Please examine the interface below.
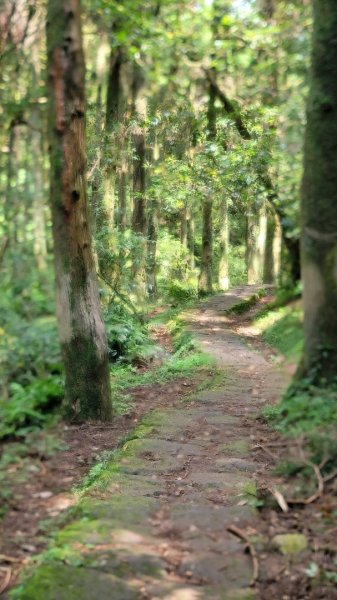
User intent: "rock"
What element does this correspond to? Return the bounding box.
[272,533,308,555]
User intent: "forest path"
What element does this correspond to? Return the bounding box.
[17,286,289,600]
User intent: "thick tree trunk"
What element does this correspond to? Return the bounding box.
[299,0,337,382]
[218,196,230,291]
[46,0,112,421]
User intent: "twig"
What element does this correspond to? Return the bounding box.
[0,567,12,595]
[287,462,324,505]
[323,468,337,483]
[254,443,278,461]
[268,487,289,513]
[227,525,259,586]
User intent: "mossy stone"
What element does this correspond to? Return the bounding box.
[272,533,308,555]
[9,564,139,600]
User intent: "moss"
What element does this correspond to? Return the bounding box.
[62,335,112,422]
[272,533,308,555]
[9,564,139,600]
[225,289,266,315]
[221,439,249,454]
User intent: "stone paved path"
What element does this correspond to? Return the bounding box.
[17,286,288,600]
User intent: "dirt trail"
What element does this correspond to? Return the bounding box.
[15,286,290,600]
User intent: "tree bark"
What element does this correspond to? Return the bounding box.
[299,0,337,382]
[46,0,112,421]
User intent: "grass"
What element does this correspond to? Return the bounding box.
[252,292,337,473]
[225,289,267,315]
[255,304,303,363]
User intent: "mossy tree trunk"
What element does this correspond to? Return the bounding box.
[218,197,230,291]
[46,0,112,421]
[300,0,337,382]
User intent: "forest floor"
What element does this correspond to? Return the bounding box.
[2,286,337,599]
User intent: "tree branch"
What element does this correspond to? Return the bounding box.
[204,69,251,140]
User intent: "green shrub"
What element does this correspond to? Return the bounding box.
[163,280,198,305]
[104,303,151,363]
[0,318,62,388]
[0,375,63,439]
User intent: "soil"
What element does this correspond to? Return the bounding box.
[1,286,336,599]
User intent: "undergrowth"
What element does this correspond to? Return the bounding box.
[254,304,303,363]
[256,289,337,477]
[225,288,267,315]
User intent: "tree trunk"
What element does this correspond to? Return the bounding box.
[218,196,230,291]
[95,46,124,285]
[146,197,158,298]
[198,195,213,295]
[180,204,188,249]
[246,203,267,284]
[46,0,112,421]
[131,63,147,298]
[299,0,337,382]
[30,105,47,271]
[187,208,195,270]
[198,79,216,295]
[263,209,282,284]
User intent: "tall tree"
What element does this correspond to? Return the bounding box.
[46,0,112,420]
[300,0,337,382]
[131,62,147,298]
[198,78,216,296]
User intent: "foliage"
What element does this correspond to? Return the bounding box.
[264,384,337,436]
[225,289,266,315]
[0,318,62,388]
[0,318,64,439]
[253,301,303,362]
[0,377,63,439]
[103,303,151,363]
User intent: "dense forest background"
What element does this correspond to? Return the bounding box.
[0,0,311,423]
[2,1,337,597]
